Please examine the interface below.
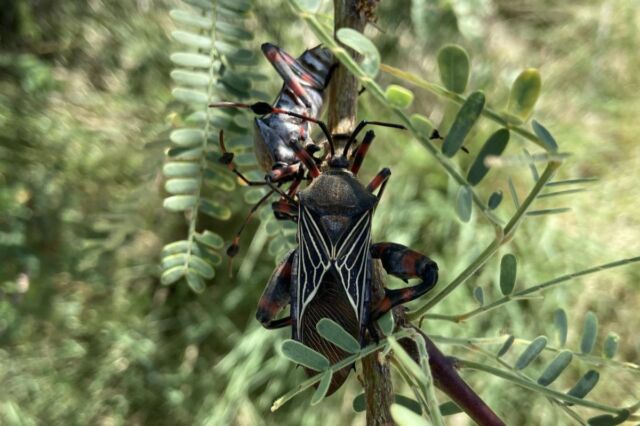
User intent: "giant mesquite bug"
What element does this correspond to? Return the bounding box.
[220,103,440,395]
[211,43,335,258]
[212,43,334,182]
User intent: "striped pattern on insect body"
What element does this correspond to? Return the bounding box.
[255,119,440,395]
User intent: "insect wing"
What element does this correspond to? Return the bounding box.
[295,206,332,337]
[334,211,372,326]
[261,43,312,107]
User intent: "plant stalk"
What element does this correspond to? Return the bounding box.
[329,2,394,425]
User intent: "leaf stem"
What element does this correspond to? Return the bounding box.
[378,64,548,151]
[429,334,640,373]
[270,329,412,411]
[423,255,640,323]
[456,358,626,414]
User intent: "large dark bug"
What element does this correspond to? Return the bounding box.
[251,114,440,395]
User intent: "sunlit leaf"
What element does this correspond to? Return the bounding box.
[336,28,380,78]
[170,129,204,147]
[409,114,434,137]
[567,370,599,399]
[390,404,431,426]
[507,68,541,121]
[455,185,472,222]
[499,254,517,296]
[170,52,211,68]
[466,128,510,185]
[172,30,211,49]
[172,88,208,105]
[581,311,598,354]
[195,231,224,250]
[161,240,190,256]
[385,85,414,109]
[200,198,231,220]
[170,9,212,30]
[161,253,187,270]
[163,161,200,178]
[170,70,210,87]
[388,337,428,384]
[165,178,198,194]
[281,340,330,371]
[442,91,485,157]
[316,318,361,354]
[437,44,470,94]
[186,271,205,293]
[515,336,547,370]
[537,351,573,386]
[161,266,185,286]
[163,195,197,211]
[311,370,333,405]
[188,255,215,279]
[354,394,424,415]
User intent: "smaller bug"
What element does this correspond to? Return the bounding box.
[212,43,334,184]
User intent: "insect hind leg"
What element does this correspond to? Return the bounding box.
[256,250,295,329]
[369,242,439,319]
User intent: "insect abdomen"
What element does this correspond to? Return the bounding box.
[299,273,359,395]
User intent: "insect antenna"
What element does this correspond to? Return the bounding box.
[342,120,406,157]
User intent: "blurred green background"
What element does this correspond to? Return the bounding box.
[1,0,639,425]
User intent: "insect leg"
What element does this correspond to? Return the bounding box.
[369,242,439,319]
[272,199,298,221]
[365,168,391,201]
[226,189,276,258]
[350,130,375,175]
[218,129,269,186]
[342,120,406,156]
[256,250,295,329]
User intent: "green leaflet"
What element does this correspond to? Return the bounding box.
[316,318,361,354]
[515,336,547,370]
[280,340,330,371]
[466,128,510,186]
[336,28,380,78]
[499,254,517,296]
[507,68,541,122]
[442,91,485,157]
[537,351,573,386]
[437,44,470,94]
